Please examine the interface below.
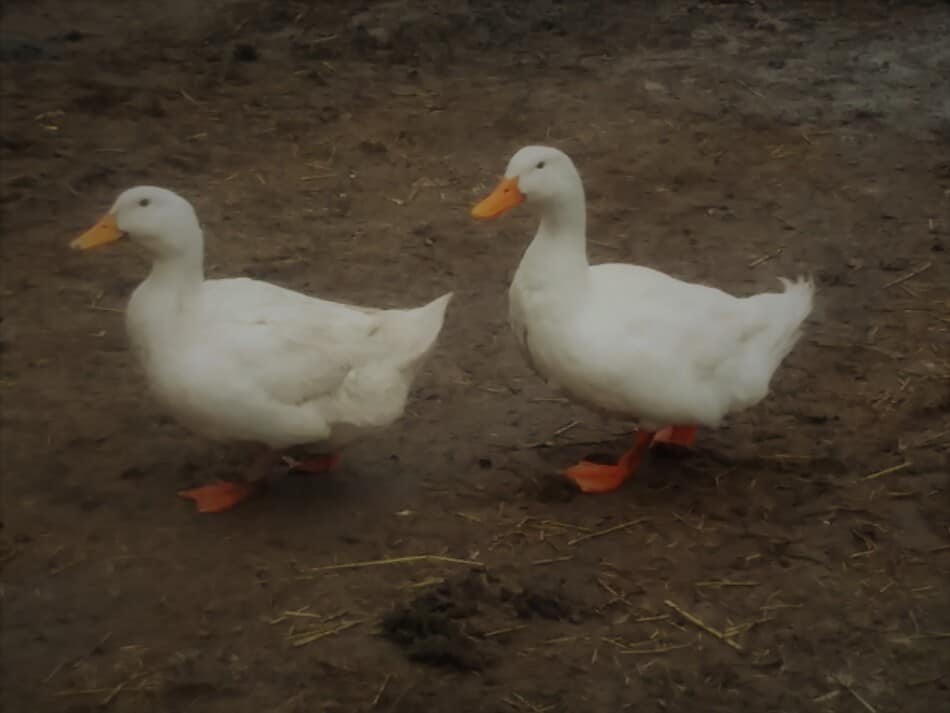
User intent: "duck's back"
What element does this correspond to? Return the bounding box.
[134,277,448,446]
[550,264,807,426]
[194,277,405,405]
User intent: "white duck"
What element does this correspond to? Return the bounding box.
[472,146,813,494]
[72,186,452,512]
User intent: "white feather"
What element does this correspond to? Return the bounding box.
[102,186,450,451]
[497,147,813,430]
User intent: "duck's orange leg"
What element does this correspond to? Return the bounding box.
[652,425,697,448]
[564,430,656,494]
[178,449,278,513]
[178,480,260,513]
[283,452,342,475]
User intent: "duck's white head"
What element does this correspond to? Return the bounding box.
[71,186,201,258]
[471,145,582,220]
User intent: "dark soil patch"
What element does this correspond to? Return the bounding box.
[381,571,577,671]
[2,1,949,712]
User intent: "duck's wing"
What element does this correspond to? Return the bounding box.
[197,277,395,406]
[197,279,451,410]
[589,264,767,373]
[586,265,811,419]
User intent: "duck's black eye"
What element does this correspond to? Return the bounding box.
[138,198,150,207]
[536,161,546,169]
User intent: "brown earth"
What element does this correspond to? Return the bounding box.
[2,1,949,711]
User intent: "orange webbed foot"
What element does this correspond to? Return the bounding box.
[564,431,655,494]
[652,425,697,449]
[563,461,633,493]
[178,480,258,513]
[283,452,342,475]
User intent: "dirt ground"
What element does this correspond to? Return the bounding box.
[2,1,949,711]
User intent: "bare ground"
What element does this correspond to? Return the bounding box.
[2,1,949,711]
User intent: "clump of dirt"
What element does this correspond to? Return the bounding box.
[381,571,576,671]
[510,582,572,621]
[381,572,490,671]
[381,601,487,672]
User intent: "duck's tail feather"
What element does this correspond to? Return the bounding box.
[769,275,814,366]
[379,292,453,374]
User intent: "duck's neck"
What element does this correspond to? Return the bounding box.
[520,186,590,288]
[537,188,587,251]
[128,241,205,349]
[146,248,204,296]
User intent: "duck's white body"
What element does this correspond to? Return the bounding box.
[511,257,812,429]
[481,147,813,431]
[81,186,451,454]
[128,271,450,450]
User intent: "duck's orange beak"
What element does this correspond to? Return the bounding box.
[471,177,524,219]
[71,213,123,250]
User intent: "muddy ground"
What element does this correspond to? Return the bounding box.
[2,1,949,711]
